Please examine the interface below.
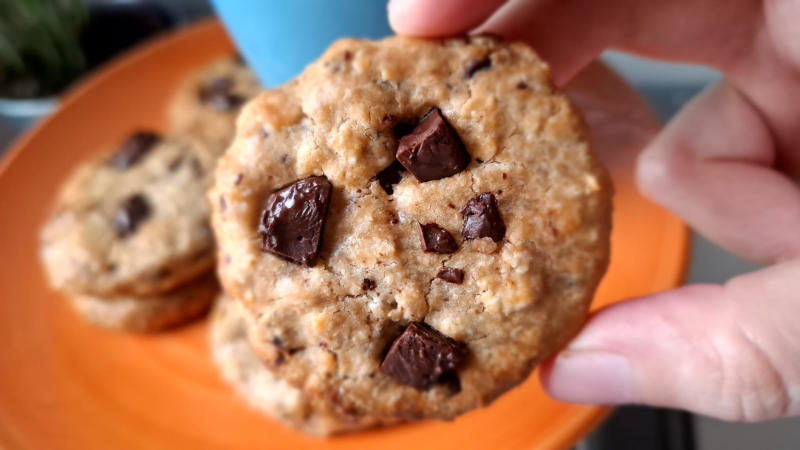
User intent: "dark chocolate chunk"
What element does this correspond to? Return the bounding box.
[113,194,151,238]
[417,222,458,254]
[376,160,406,194]
[190,157,204,178]
[167,156,183,172]
[440,372,462,395]
[110,131,160,169]
[198,77,245,111]
[396,108,470,182]
[380,322,468,391]
[258,175,332,266]
[465,56,491,78]
[391,120,415,139]
[460,193,505,242]
[437,267,464,284]
[361,278,376,291]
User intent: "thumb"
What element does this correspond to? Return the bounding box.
[541,260,800,421]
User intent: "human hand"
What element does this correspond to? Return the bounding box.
[389,0,800,421]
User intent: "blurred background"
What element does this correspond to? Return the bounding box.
[0,1,796,449]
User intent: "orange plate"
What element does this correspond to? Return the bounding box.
[0,20,688,450]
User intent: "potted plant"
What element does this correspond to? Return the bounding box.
[0,0,179,139]
[0,0,88,131]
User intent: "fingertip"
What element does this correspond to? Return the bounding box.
[388,0,507,37]
[540,349,636,405]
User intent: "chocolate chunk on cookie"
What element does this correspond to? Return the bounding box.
[199,77,245,112]
[437,267,464,284]
[396,108,470,182]
[380,322,468,390]
[417,222,458,254]
[375,160,406,194]
[110,131,160,169]
[464,56,491,78]
[361,278,376,291]
[461,193,505,242]
[113,194,151,238]
[259,176,332,267]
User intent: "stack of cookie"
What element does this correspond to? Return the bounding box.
[40,56,260,332]
[208,36,612,435]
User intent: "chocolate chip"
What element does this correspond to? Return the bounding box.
[465,56,491,78]
[362,278,376,291]
[437,267,464,284]
[233,173,243,185]
[376,160,406,194]
[167,156,183,172]
[272,336,284,349]
[258,175,332,266]
[391,121,415,139]
[418,222,458,254]
[198,77,245,111]
[460,193,505,242]
[380,322,468,391]
[190,157,204,178]
[110,131,160,169]
[516,81,528,90]
[113,194,151,238]
[440,372,462,395]
[396,108,470,182]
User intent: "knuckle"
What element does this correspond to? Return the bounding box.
[714,326,791,422]
[634,141,688,200]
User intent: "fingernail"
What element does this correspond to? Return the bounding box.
[544,349,636,404]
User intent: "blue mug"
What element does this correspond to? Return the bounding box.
[210,0,393,87]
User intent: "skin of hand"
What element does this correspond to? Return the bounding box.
[389,0,800,422]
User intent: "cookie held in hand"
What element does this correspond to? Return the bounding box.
[210,34,611,429]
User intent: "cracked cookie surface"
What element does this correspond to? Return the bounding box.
[210,294,390,436]
[210,35,612,424]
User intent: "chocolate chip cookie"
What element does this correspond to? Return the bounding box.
[210,294,389,435]
[71,274,217,332]
[41,132,216,297]
[168,56,261,157]
[210,35,612,426]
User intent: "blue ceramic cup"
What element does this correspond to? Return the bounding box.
[210,0,393,87]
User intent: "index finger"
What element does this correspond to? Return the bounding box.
[388,0,507,37]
